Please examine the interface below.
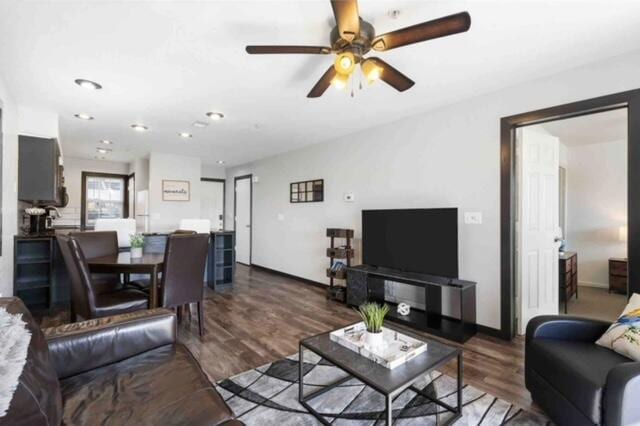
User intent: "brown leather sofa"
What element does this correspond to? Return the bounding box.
[1,297,242,425]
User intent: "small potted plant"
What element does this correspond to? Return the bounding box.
[357,302,389,350]
[130,233,145,258]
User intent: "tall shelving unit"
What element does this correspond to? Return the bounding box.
[326,228,354,302]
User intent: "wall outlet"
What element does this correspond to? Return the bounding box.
[344,193,355,202]
[464,212,483,224]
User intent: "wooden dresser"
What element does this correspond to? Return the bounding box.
[559,252,578,313]
[609,257,628,294]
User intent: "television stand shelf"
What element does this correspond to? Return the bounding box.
[345,264,477,343]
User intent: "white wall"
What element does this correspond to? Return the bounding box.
[148,152,201,232]
[202,163,225,179]
[129,157,149,191]
[0,76,19,297]
[56,157,130,228]
[226,50,640,330]
[17,106,59,140]
[565,140,627,287]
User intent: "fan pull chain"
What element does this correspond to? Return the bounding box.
[359,67,363,90]
[350,74,355,98]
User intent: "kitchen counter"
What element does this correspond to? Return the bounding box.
[16,228,80,239]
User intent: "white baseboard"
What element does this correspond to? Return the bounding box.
[578,281,609,289]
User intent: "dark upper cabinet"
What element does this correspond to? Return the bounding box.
[18,135,62,203]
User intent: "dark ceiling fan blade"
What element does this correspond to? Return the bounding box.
[330,0,360,42]
[371,11,471,51]
[307,66,338,98]
[367,58,415,92]
[245,45,332,54]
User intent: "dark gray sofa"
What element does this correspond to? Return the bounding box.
[525,315,640,425]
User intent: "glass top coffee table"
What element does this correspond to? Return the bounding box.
[299,323,463,425]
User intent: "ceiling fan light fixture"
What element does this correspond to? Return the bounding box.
[334,52,355,75]
[361,59,382,83]
[331,73,349,90]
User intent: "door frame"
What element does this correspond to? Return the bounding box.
[201,177,226,229]
[128,172,135,218]
[234,174,253,265]
[501,88,640,339]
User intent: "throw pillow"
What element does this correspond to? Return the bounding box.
[596,293,640,361]
[0,307,32,417]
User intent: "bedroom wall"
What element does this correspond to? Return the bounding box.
[225,50,640,330]
[565,139,627,287]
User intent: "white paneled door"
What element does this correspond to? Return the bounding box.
[235,176,252,265]
[517,127,561,335]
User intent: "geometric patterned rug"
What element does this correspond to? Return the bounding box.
[216,350,550,425]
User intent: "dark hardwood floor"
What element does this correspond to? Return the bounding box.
[38,263,537,414]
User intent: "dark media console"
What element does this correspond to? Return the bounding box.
[346,264,477,343]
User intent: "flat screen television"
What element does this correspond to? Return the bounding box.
[362,208,458,278]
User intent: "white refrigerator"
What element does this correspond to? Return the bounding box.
[135,190,150,232]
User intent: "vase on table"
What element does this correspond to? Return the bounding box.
[365,330,384,351]
[131,247,143,258]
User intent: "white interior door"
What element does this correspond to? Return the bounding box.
[517,127,561,335]
[201,180,224,230]
[235,177,251,265]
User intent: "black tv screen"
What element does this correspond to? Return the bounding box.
[362,208,459,278]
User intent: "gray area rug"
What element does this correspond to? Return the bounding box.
[216,350,549,425]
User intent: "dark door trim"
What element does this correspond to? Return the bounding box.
[128,172,135,218]
[500,88,640,339]
[80,171,131,230]
[234,174,252,265]
[201,177,226,229]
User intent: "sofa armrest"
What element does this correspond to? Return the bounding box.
[44,308,176,379]
[525,315,611,344]
[604,362,640,426]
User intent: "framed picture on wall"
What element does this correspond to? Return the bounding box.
[162,180,190,201]
[290,179,323,203]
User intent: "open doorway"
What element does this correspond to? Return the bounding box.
[515,109,628,333]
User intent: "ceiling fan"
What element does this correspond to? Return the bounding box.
[245,0,471,98]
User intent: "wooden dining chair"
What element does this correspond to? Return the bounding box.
[160,233,209,337]
[57,235,149,321]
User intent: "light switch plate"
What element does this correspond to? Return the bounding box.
[344,193,355,202]
[464,212,482,224]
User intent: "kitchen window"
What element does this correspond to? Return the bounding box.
[81,172,129,229]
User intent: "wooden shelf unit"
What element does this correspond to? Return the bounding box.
[326,228,354,302]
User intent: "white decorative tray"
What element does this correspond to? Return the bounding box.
[329,322,427,369]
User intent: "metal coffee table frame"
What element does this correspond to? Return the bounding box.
[298,328,463,425]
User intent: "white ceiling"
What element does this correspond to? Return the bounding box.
[541,108,627,147]
[1,1,640,166]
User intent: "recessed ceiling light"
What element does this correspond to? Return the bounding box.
[74,113,94,120]
[179,132,192,139]
[217,160,226,165]
[206,112,224,121]
[99,139,113,145]
[74,78,102,90]
[192,121,209,128]
[96,147,111,154]
[131,124,148,132]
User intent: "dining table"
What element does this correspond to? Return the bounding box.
[87,252,165,308]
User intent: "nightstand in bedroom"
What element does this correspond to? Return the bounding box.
[608,257,628,294]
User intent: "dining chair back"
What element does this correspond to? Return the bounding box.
[161,233,209,336]
[59,236,149,321]
[69,230,121,290]
[57,235,94,321]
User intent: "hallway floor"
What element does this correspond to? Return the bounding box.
[564,286,627,322]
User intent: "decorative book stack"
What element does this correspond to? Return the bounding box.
[326,228,354,302]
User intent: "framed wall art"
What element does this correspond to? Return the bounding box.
[162,179,190,201]
[290,179,323,203]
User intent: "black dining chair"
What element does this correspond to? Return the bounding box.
[57,235,149,321]
[160,233,209,338]
[68,231,122,292]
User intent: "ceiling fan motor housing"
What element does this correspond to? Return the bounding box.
[330,18,375,58]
